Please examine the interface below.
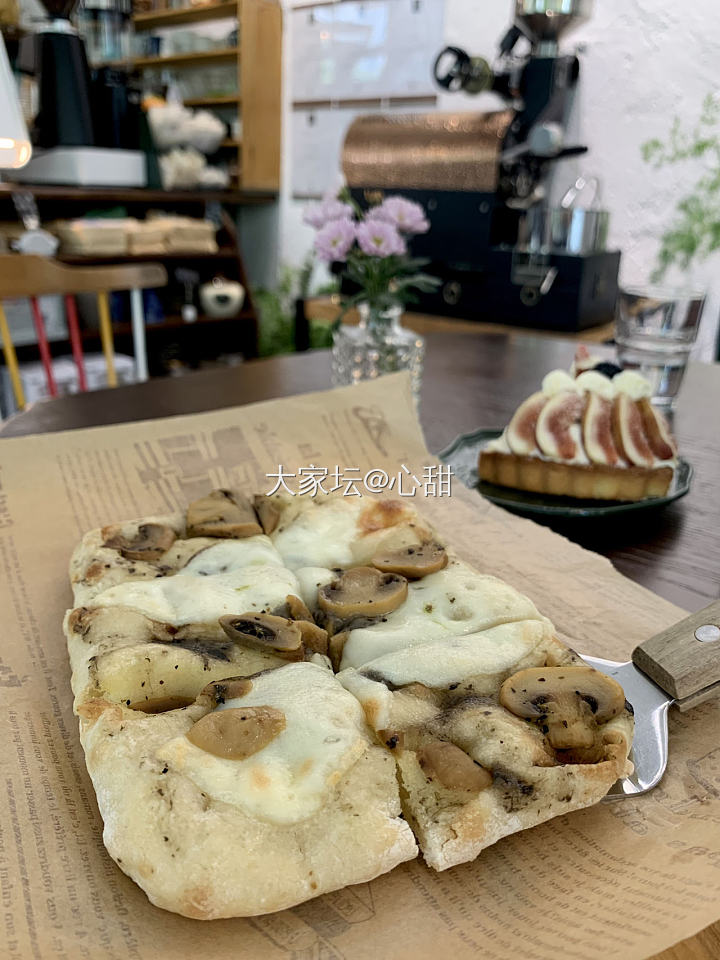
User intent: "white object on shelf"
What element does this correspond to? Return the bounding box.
[7,147,146,187]
[0,353,137,416]
[199,277,245,318]
[2,295,66,346]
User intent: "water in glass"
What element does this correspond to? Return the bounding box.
[615,287,705,407]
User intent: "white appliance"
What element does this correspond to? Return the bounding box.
[8,146,147,187]
[0,35,31,170]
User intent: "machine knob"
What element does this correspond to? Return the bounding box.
[442,281,462,306]
[433,47,493,95]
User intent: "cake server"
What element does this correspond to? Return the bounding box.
[581,599,720,799]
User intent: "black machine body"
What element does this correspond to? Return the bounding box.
[345,0,619,332]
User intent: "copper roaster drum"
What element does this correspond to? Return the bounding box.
[341,111,514,194]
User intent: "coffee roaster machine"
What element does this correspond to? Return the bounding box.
[341,0,620,332]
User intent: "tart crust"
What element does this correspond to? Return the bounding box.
[478,450,673,501]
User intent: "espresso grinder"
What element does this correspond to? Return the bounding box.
[341,0,620,331]
[10,0,145,186]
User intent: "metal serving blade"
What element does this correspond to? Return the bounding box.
[580,654,673,799]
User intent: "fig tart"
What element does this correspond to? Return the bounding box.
[479,359,678,501]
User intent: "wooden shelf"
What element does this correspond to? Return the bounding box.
[57,248,239,264]
[133,1,238,30]
[219,138,242,148]
[132,47,237,69]
[97,311,254,339]
[0,183,276,205]
[182,94,241,107]
[12,311,254,363]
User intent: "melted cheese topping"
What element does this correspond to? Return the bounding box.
[339,559,543,670]
[272,496,421,571]
[340,620,551,730]
[182,536,285,575]
[159,662,369,824]
[91,564,299,625]
[272,498,366,569]
[295,566,336,610]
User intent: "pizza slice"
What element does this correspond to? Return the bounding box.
[340,630,632,870]
[78,661,417,918]
[65,488,633,918]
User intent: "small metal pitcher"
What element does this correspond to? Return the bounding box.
[550,176,609,255]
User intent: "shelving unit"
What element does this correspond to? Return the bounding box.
[183,94,242,107]
[0,1,281,388]
[130,0,282,192]
[132,47,238,69]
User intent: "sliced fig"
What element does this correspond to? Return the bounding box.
[536,391,585,460]
[582,393,620,466]
[506,392,548,455]
[612,394,654,467]
[637,398,676,461]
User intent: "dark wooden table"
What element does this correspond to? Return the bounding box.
[3,330,718,615]
[2,328,719,959]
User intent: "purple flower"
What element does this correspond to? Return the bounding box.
[367,196,430,234]
[303,198,354,229]
[356,220,406,258]
[314,217,356,262]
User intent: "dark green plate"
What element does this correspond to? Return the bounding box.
[439,428,693,519]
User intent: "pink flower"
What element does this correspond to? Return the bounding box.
[356,220,406,258]
[303,198,354,229]
[366,196,430,234]
[314,217,356,262]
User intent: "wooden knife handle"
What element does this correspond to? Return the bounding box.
[632,600,720,711]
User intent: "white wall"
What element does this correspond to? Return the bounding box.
[275,0,719,358]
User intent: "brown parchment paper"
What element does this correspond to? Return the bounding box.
[1,373,719,960]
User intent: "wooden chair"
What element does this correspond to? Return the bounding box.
[0,255,167,411]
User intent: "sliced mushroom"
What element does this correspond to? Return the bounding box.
[104,522,176,562]
[499,665,626,750]
[253,495,281,536]
[286,594,313,622]
[219,613,304,659]
[328,630,350,671]
[200,677,254,705]
[296,620,329,657]
[372,542,448,580]
[187,706,286,760]
[416,740,493,792]
[186,490,262,539]
[318,566,408,620]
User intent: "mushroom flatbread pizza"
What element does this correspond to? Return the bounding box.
[65,489,633,918]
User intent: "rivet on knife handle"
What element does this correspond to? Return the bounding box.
[632,599,720,712]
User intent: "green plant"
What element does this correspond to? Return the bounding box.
[643,94,720,280]
[254,257,339,357]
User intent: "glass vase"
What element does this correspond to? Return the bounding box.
[331,301,425,398]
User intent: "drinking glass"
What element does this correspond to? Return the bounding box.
[615,286,705,407]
